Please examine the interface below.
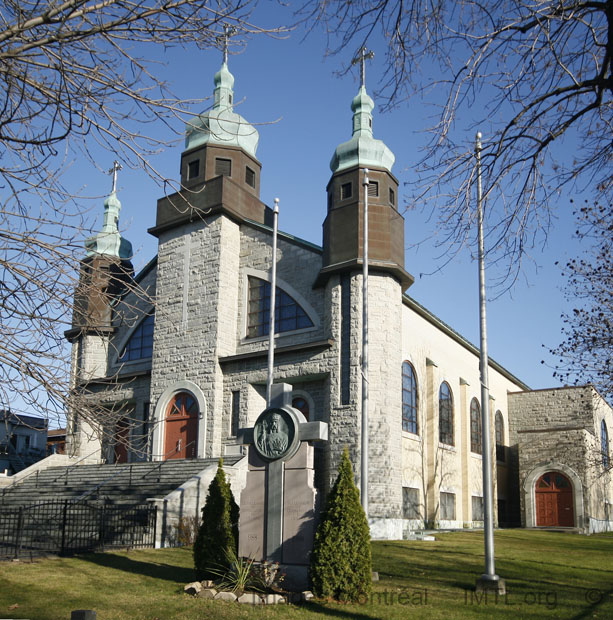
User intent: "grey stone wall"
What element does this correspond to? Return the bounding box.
[509,386,613,531]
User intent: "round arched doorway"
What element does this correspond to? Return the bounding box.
[535,472,574,527]
[164,392,198,459]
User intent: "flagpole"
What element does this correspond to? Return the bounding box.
[361,168,369,517]
[266,198,279,407]
[475,132,504,594]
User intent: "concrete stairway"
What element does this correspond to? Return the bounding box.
[0,456,242,508]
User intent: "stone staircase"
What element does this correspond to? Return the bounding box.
[0,456,242,509]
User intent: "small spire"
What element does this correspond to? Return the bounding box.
[108,160,121,194]
[84,165,132,259]
[218,24,237,66]
[352,47,375,89]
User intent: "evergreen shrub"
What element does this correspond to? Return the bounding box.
[193,458,239,580]
[309,447,372,601]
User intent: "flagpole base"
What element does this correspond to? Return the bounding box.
[476,574,506,595]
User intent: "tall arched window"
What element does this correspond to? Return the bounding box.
[247,277,313,338]
[602,420,610,468]
[402,361,418,434]
[495,410,505,462]
[470,398,482,454]
[118,314,154,362]
[438,382,454,445]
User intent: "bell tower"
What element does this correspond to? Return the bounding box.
[322,54,413,537]
[317,51,413,290]
[149,31,270,238]
[65,163,134,459]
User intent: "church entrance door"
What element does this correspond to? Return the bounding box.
[114,418,130,463]
[535,472,574,527]
[164,392,198,460]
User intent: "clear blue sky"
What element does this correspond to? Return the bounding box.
[77,4,582,392]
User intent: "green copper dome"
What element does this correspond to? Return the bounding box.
[330,85,394,173]
[185,61,259,157]
[85,191,133,259]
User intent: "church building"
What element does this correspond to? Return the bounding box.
[64,56,613,537]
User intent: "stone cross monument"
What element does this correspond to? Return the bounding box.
[236,384,327,585]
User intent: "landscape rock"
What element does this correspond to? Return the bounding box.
[197,588,217,599]
[214,591,238,602]
[200,580,215,588]
[301,590,314,601]
[237,592,263,604]
[184,582,202,596]
[264,593,286,604]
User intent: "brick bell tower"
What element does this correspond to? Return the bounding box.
[319,59,413,538]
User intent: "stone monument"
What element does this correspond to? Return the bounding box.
[236,383,328,590]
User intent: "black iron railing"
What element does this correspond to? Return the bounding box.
[0,500,156,559]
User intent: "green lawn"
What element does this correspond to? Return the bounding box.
[0,530,611,619]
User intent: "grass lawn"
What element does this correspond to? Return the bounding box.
[0,530,611,619]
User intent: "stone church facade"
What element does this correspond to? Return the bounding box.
[64,59,612,537]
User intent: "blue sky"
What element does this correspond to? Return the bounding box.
[76,4,582,392]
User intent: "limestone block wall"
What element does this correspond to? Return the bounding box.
[325,271,404,538]
[150,216,238,459]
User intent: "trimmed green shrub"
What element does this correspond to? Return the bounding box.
[193,458,239,580]
[309,448,372,602]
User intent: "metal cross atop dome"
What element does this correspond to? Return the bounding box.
[219,23,237,65]
[108,160,121,193]
[352,47,375,88]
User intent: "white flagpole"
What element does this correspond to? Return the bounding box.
[361,168,370,517]
[475,132,503,593]
[266,198,279,407]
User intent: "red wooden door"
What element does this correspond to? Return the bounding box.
[114,418,130,464]
[164,392,198,460]
[535,472,574,526]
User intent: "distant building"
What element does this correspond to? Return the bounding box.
[47,428,67,456]
[0,411,48,475]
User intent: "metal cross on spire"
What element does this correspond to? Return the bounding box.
[108,160,121,193]
[219,23,237,65]
[352,47,375,88]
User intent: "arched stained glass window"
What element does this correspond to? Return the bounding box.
[402,361,418,434]
[247,277,313,338]
[602,420,609,468]
[470,398,482,454]
[495,410,506,462]
[438,382,454,445]
[118,314,154,362]
[167,392,198,418]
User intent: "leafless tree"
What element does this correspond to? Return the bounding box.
[548,200,612,402]
[302,1,612,286]
[0,1,282,444]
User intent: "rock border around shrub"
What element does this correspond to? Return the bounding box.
[184,581,314,605]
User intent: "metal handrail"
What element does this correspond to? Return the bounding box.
[73,440,198,503]
[139,440,198,481]
[1,446,102,496]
